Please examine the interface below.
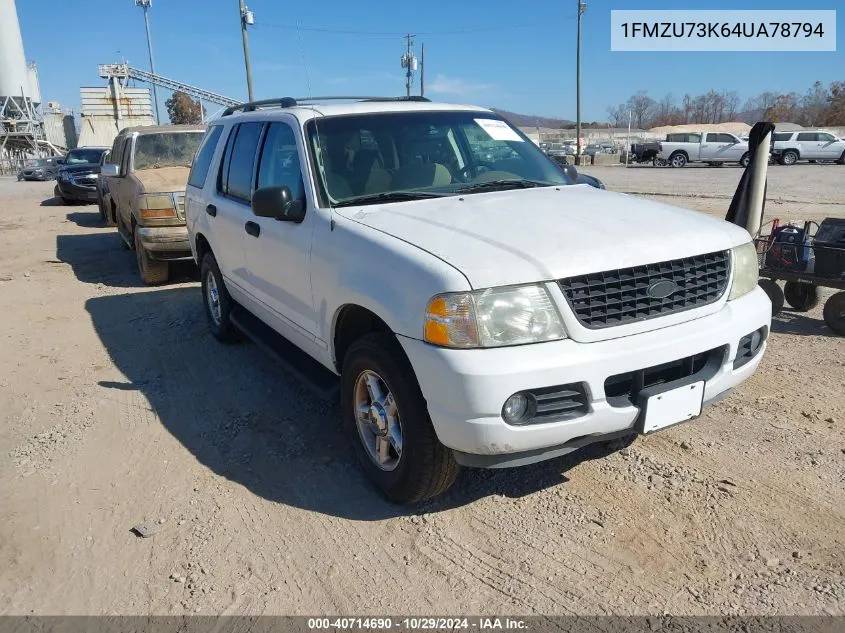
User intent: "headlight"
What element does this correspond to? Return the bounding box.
[728,241,759,301]
[425,284,567,348]
[138,193,178,219]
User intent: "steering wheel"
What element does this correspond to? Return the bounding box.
[457,162,495,181]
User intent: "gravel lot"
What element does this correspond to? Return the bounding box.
[0,170,843,616]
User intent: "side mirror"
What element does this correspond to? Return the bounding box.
[100,164,119,177]
[252,186,305,222]
[563,164,579,184]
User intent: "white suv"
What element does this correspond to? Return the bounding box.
[185,97,771,503]
[772,130,845,165]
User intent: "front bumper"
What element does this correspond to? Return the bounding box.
[400,287,771,467]
[135,225,192,261]
[56,179,98,202]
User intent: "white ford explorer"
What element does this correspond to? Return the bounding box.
[185,97,771,503]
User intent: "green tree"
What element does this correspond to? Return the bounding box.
[165,91,203,125]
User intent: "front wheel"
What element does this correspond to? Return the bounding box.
[837,151,845,165]
[740,153,750,168]
[341,333,458,504]
[134,228,169,285]
[823,292,845,335]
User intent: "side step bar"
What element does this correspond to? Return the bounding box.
[229,307,340,401]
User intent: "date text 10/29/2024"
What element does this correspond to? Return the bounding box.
[307,618,527,630]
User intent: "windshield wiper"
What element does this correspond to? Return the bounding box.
[333,191,444,208]
[456,179,551,194]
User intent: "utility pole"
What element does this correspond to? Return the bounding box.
[239,0,255,101]
[135,0,160,124]
[576,0,586,164]
[420,42,425,98]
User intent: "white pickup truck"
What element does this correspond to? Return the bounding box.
[658,132,751,168]
[185,97,771,503]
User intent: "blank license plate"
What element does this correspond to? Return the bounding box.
[641,381,704,434]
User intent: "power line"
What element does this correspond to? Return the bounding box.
[254,20,567,38]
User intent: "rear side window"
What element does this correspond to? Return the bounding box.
[797,132,817,141]
[218,122,263,202]
[772,133,792,142]
[256,123,305,200]
[188,125,223,188]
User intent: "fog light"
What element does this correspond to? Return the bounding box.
[502,392,534,425]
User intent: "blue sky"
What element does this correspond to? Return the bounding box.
[14,0,844,121]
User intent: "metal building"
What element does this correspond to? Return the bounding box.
[76,84,156,148]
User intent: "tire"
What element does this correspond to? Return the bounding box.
[740,153,750,168]
[758,279,785,316]
[98,195,107,222]
[781,150,798,166]
[784,281,820,312]
[134,227,169,285]
[200,252,240,343]
[669,152,687,168]
[823,292,845,335]
[103,198,116,227]
[341,333,458,504]
[837,151,845,165]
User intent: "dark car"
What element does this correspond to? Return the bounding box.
[20,157,62,181]
[54,146,109,205]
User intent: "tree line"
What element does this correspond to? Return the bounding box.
[606,80,845,130]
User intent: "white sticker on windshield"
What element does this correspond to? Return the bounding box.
[474,118,523,142]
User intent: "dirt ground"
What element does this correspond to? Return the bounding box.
[0,168,843,616]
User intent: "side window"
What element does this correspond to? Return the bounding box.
[687,134,701,143]
[219,122,263,202]
[705,133,719,142]
[120,139,132,174]
[818,133,835,142]
[772,133,792,142]
[256,123,305,200]
[188,125,223,188]
[796,132,816,142]
[717,134,737,143]
[110,137,122,162]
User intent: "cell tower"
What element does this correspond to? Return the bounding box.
[400,34,418,98]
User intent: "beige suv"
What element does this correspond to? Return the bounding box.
[101,124,205,284]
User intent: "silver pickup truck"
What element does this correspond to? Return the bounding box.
[657,132,750,168]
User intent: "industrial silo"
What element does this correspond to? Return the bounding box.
[0,0,30,105]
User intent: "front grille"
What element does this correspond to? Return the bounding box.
[604,346,726,407]
[559,250,730,329]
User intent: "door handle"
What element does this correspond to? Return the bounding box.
[245,221,260,237]
[206,204,217,217]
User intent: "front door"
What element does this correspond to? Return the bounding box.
[243,120,317,338]
[816,133,841,159]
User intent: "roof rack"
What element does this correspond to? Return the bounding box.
[221,95,431,116]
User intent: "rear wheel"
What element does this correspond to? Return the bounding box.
[342,333,458,504]
[781,150,798,166]
[740,153,750,168]
[758,279,785,316]
[200,252,241,343]
[784,281,820,312]
[134,228,169,285]
[823,292,845,335]
[669,152,687,168]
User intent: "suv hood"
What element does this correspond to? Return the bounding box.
[61,163,100,175]
[337,185,751,288]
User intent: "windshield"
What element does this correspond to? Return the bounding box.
[134,132,204,170]
[65,148,106,165]
[306,111,569,206]
[25,158,48,167]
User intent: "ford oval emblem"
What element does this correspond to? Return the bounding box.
[647,280,678,299]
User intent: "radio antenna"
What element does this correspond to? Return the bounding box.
[295,21,335,229]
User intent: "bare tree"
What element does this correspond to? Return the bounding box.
[801,81,830,126]
[605,104,628,128]
[723,91,740,121]
[628,91,655,129]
